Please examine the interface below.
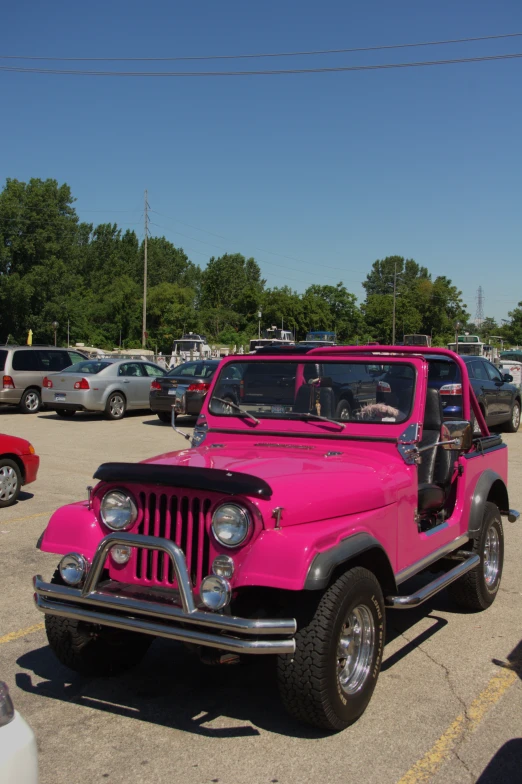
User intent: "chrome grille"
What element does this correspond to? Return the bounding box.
[135,491,212,588]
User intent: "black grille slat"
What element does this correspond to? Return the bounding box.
[134,491,211,588]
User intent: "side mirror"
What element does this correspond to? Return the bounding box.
[440,420,473,451]
[502,373,513,383]
[171,405,190,441]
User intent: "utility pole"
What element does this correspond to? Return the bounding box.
[392,260,397,345]
[142,190,148,348]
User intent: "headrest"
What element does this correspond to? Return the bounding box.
[424,387,443,430]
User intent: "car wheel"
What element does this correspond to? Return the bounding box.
[56,409,76,418]
[335,400,351,421]
[105,392,126,420]
[157,411,172,423]
[0,459,22,508]
[448,502,503,611]
[19,388,41,414]
[277,567,385,730]
[504,400,520,433]
[45,571,152,675]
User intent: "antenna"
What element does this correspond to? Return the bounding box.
[475,285,484,329]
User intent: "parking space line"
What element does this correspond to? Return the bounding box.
[0,622,45,645]
[396,667,517,784]
[1,511,50,524]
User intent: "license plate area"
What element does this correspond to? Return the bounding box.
[55,393,66,401]
[168,388,177,396]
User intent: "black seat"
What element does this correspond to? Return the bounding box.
[294,379,335,419]
[418,388,457,514]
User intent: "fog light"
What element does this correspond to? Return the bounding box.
[200,575,231,611]
[59,553,88,586]
[212,555,234,579]
[110,545,132,565]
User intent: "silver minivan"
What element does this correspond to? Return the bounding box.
[0,346,87,413]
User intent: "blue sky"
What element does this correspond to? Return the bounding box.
[2,0,521,323]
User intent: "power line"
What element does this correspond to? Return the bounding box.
[1,51,522,77]
[2,32,521,62]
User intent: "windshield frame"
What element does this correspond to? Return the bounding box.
[207,357,417,428]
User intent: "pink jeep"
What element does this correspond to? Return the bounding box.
[34,347,519,731]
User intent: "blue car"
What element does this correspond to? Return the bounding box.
[427,355,520,432]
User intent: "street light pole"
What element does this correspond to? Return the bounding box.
[392,261,397,345]
[52,321,59,347]
[258,310,262,339]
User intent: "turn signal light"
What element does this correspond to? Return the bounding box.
[150,380,162,391]
[440,384,462,396]
[74,378,90,390]
[2,375,15,389]
[43,377,53,389]
[187,382,210,392]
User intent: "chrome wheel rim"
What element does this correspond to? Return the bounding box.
[483,525,500,587]
[337,604,375,696]
[25,391,39,412]
[0,466,18,501]
[512,405,520,430]
[110,395,124,417]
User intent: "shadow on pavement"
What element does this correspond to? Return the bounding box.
[16,640,328,739]
[476,738,522,783]
[13,490,34,504]
[492,638,522,679]
[142,416,197,427]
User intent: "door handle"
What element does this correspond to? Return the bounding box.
[123,380,130,384]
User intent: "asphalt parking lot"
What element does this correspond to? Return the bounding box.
[1,407,521,784]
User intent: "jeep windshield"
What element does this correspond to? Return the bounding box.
[208,360,415,424]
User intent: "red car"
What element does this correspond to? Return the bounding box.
[0,434,39,508]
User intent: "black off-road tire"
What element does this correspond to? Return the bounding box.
[504,400,520,433]
[448,502,504,611]
[45,571,152,675]
[156,411,172,423]
[277,567,385,731]
[0,458,22,508]
[56,409,76,418]
[19,388,41,414]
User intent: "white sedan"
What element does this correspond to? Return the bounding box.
[0,681,38,783]
[41,358,166,420]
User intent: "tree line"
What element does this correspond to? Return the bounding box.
[2,177,517,352]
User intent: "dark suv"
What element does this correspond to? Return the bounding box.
[0,346,87,413]
[427,354,520,432]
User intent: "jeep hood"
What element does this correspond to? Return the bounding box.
[142,442,412,526]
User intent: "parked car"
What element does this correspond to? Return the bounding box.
[0,346,88,414]
[41,359,165,420]
[427,355,520,432]
[0,681,38,783]
[0,434,39,508]
[149,360,221,423]
[34,346,519,732]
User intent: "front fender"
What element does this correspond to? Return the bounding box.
[38,502,106,560]
[232,505,396,592]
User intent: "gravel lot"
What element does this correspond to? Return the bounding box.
[0,407,521,784]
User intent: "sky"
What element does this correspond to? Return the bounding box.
[2,0,521,324]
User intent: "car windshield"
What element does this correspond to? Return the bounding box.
[208,360,415,423]
[62,361,113,374]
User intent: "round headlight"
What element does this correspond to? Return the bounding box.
[211,503,251,547]
[59,553,88,586]
[200,575,231,610]
[100,490,137,531]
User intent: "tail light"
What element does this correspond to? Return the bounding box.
[150,380,162,391]
[440,384,462,396]
[74,378,90,390]
[187,382,210,392]
[377,381,391,393]
[2,375,15,389]
[43,376,53,389]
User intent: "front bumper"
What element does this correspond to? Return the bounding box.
[34,532,296,655]
[22,454,39,485]
[150,391,204,416]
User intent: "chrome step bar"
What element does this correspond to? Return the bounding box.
[385,552,480,609]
